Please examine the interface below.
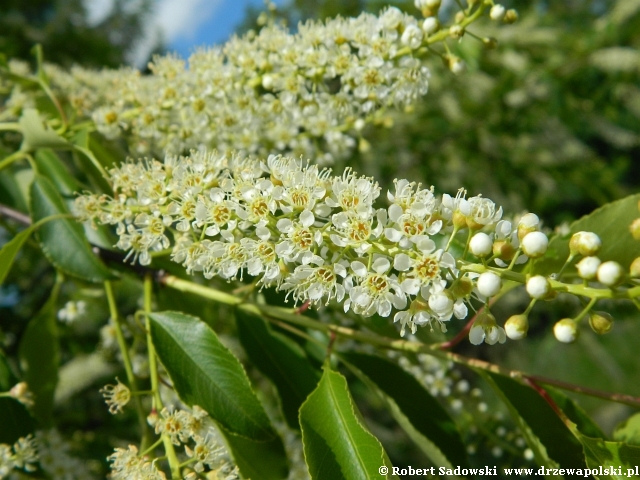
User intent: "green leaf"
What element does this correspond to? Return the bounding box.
[0,225,37,286]
[546,389,605,440]
[19,108,70,150]
[0,352,35,444]
[29,174,113,282]
[222,430,289,480]
[534,193,640,276]
[482,371,586,470]
[613,413,640,447]
[299,367,394,480]
[34,148,82,195]
[341,352,468,469]
[576,429,640,479]
[235,308,320,430]
[34,149,115,248]
[148,311,277,441]
[18,282,61,426]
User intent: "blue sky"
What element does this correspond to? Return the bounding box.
[86,0,279,66]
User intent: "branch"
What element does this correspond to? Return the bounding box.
[4,199,638,410]
[0,204,31,225]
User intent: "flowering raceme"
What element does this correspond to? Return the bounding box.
[76,150,540,338]
[1,2,507,165]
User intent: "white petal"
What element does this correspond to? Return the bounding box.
[469,325,485,345]
[394,253,412,271]
[384,228,402,242]
[372,257,390,274]
[351,261,368,277]
[388,204,403,222]
[300,209,315,227]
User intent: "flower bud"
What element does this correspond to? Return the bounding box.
[504,9,519,23]
[596,261,624,287]
[493,239,516,260]
[455,11,465,24]
[589,311,613,335]
[576,256,601,280]
[447,55,466,75]
[517,213,539,241]
[490,4,506,21]
[526,275,550,299]
[422,17,440,34]
[630,257,640,278]
[630,218,640,240]
[505,314,528,340]
[482,37,498,49]
[9,382,34,407]
[450,276,474,297]
[449,25,465,39]
[570,231,601,256]
[477,272,502,297]
[521,231,548,258]
[553,318,579,343]
[469,232,493,257]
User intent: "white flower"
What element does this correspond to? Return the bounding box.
[345,258,406,317]
[57,300,87,324]
[100,378,131,414]
[469,313,506,346]
[401,24,424,49]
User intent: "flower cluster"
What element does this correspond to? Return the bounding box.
[0,435,38,479]
[76,150,540,339]
[2,2,506,164]
[108,405,237,479]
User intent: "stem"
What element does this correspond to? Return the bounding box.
[104,280,151,449]
[0,204,31,225]
[144,274,181,479]
[141,437,165,457]
[575,297,597,322]
[0,150,27,172]
[461,262,640,300]
[0,123,21,132]
[158,275,640,408]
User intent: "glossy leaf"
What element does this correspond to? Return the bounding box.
[34,148,81,193]
[34,149,114,248]
[613,413,640,447]
[19,108,69,150]
[18,282,61,426]
[149,311,277,441]
[534,193,640,276]
[235,308,320,430]
[0,352,34,444]
[341,352,468,469]
[299,367,393,479]
[29,174,113,282]
[576,427,640,480]
[0,225,36,286]
[482,371,587,470]
[222,430,289,480]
